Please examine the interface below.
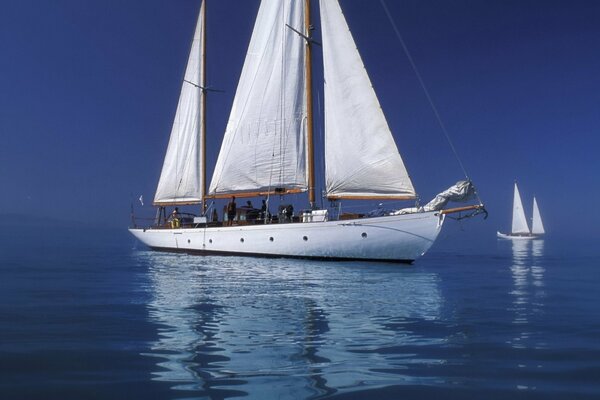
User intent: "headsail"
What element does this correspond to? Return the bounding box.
[209,0,307,197]
[320,0,416,199]
[511,182,530,235]
[531,197,545,235]
[154,2,205,205]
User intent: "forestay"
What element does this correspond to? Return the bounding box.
[511,183,530,234]
[320,0,416,199]
[154,3,204,205]
[209,0,307,197]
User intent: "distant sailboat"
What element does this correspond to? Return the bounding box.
[129,0,486,263]
[497,183,544,239]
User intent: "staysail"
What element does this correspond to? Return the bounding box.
[511,182,530,235]
[154,2,205,205]
[320,0,416,199]
[209,0,307,197]
[531,197,545,235]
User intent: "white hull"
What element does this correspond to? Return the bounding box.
[497,231,542,240]
[130,211,445,263]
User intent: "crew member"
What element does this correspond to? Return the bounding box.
[226,196,237,226]
[171,207,180,229]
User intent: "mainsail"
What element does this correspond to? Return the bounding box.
[320,0,416,199]
[154,2,205,205]
[511,183,530,235]
[209,0,307,197]
[531,197,545,235]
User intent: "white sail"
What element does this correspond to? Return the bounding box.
[154,2,205,205]
[320,0,416,199]
[511,183,530,235]
[531,197,545,235]
[209,0,307,197]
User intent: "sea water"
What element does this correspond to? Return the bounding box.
[0,226,599,399]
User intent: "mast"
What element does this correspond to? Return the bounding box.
[305,0,316,208]
[200,0,207,213]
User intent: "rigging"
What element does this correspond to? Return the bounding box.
[379,0,484,205]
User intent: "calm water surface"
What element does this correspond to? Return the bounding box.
[0,227,599,399]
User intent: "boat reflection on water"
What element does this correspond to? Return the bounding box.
[135,251,443,398]
[509,239,546,350]
[138,252,229,394]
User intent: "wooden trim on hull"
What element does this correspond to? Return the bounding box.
[147,246,415,264]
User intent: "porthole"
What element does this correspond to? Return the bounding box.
[361,232,367,238]
[188,239,191,243]
[209,239,212,244]
[269,237,274,242]
[303,236,308,241]
[240,238,244,243]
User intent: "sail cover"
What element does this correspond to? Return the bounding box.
[511,183,530,234]
[154,3,204,205]
[531,197,545,235]
[422,180,476,211]
[320,0,416,199]
[209,0,307,197]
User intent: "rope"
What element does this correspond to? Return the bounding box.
[379,0,470,181]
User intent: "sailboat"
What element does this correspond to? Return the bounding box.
[497,182,544,239]
[129,0,485,263]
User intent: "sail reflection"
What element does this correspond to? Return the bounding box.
[136,250,444,398]
[531,240,545,289]
[316,269,444,390]
[509,240,546,349]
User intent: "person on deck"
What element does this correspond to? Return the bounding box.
[226,196,237,226]
[260,199,268,220]
[244,200,259,222]
[170,207,180,229]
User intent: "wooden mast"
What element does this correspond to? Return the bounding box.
[200,0,207,214]
[305,0,316,208]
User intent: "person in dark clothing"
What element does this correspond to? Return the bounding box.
[260,199,268,220]
[226,196,237,226]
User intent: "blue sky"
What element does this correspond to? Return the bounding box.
[1,0,599,244]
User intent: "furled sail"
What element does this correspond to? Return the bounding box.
[531,197,545,235]
[511,183,530,234]
[421,180,476,211]
[209,0,307,197]
[320,0,416,199]
[154,2,205,205]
